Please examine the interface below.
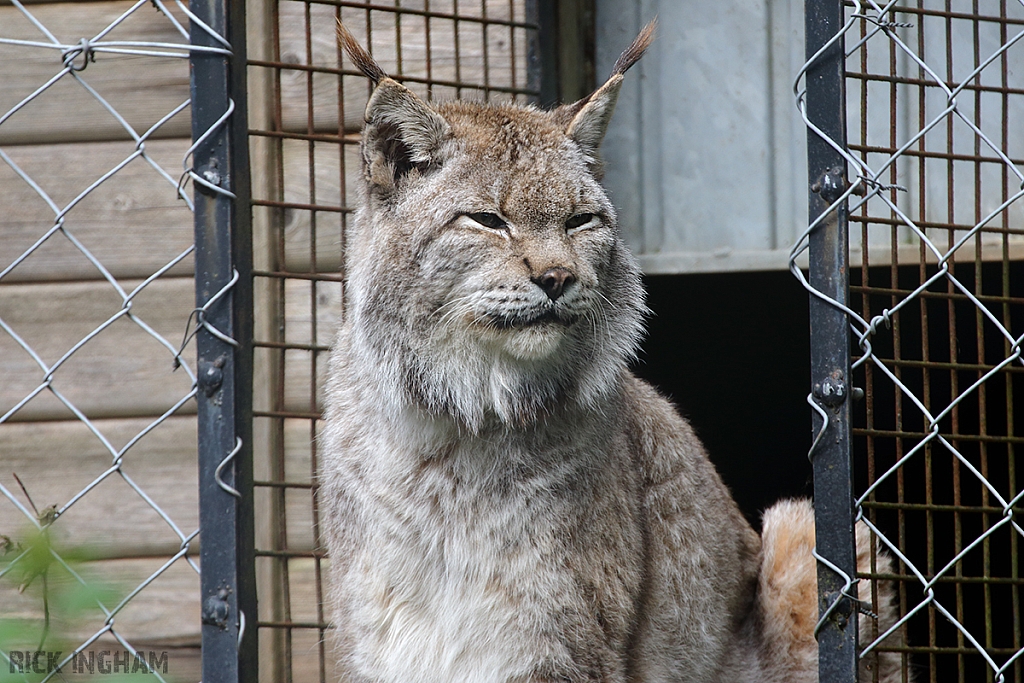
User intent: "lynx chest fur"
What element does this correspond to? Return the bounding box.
[321,20,776,683]
[323,405,648,682]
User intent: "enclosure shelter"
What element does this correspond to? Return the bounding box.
[1,1,1023,683]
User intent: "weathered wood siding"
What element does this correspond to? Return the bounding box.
[598,0,1024,273]
[598,0,809,273]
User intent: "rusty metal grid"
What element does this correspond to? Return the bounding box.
[796,1,1024,682]
[247,2,538,680]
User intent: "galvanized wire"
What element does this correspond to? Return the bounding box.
[795,1,1024,681]
[0,1,241,680]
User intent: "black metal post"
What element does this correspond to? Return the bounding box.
[805,1,858,682]
[527,0,558,107]
[527,0,595,108]
[189,1,256,682]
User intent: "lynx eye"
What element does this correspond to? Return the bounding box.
[466,212,507,231]
[565,213,596,233]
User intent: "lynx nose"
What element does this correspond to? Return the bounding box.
[534,267,576,301]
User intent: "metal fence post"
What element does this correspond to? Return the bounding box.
[528,0,595,108]
[804,0,858,681]
[189,0,256,681]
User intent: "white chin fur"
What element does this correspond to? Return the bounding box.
[490,324,566,360]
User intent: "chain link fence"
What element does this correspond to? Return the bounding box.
[0,1,243,679]
[795,1,1024,681]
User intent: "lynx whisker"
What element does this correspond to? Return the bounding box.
[435,294,480,329]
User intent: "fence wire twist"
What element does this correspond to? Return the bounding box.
[794,1,1024,681]
[0,1,241,680]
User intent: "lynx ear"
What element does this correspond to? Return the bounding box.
[557,19,656,170]
[337,21,450,190]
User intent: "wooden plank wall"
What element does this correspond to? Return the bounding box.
[0,2,202,678]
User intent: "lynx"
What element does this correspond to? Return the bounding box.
[320,20,906,683]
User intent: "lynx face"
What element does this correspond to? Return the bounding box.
[338,25,650,430]
[396,105,631,358]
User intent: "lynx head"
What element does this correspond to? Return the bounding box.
[337,20,655,431]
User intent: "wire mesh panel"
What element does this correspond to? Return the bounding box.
[796,1,1024,681]
[245,1,539,680]
[0,1,229,679]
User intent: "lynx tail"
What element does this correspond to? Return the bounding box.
[758,499,909,683]
[611,18,657,76]
[337,20,388,85]
[758,500,819,682]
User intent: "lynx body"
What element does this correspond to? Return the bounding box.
[320,22,904,683]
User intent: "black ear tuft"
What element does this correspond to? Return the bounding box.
[338,21,450,192]
[611,18,657,76]
[337,20,388,84]
[556,19,657,175]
